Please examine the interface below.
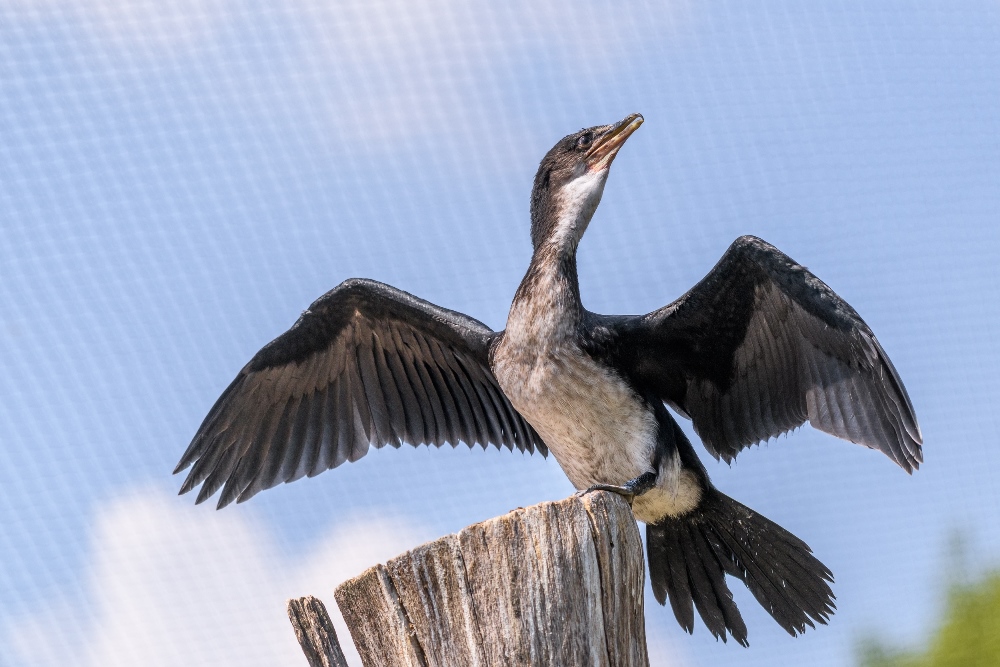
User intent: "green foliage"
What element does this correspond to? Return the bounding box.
[857,571,1000,667]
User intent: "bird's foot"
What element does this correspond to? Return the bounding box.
[578,471,657,506]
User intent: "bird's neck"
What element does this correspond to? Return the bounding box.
[506,238,583,345]
[507,173,607,342]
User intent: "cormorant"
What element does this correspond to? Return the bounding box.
[174,113,922,645]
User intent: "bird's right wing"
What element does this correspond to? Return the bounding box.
[175,278,545,508]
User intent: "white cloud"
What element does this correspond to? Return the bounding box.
[6,487,687,667]
[647,627,692,667]
[5,488,429,667]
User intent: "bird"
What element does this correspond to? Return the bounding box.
[174,113,922,646]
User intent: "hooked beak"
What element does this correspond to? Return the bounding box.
[586,113,643,171]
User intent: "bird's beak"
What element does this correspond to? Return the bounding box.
[586,113,643,171]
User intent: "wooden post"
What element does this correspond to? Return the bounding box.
[287,596,351,667]
[291,491,649,667]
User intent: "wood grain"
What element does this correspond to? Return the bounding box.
[329,492,649,667]
[287,596,350,667]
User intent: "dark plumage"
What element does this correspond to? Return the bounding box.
[175,113,921,645]
[607,234,921,471]
[176,280,545,507]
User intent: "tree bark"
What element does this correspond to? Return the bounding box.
[327,491,649,667]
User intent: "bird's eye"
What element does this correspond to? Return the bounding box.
[577,132,593,149]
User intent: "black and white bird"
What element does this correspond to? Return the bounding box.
[175,113,922,645]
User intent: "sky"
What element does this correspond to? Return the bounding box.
[2,1,999,666]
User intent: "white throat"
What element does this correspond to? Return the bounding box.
[548,168,608,250]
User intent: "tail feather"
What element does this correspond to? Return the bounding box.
[648,525,697,633]
[685,522,749,642]
[712,520,820,632]
[648,517,749,645]
[647,488,835,645]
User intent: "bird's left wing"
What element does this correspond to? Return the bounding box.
[605,236,922,470]
[175,278,545,508]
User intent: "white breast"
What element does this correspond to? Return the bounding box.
[499,342,658,490]
[493,284,658,490]
[493,277,703,522]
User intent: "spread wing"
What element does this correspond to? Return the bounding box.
[175,278,545,508]
[610,236,922,471]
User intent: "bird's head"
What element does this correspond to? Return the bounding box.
[530,113,643,252]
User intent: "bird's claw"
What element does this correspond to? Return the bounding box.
[576,471,658,506]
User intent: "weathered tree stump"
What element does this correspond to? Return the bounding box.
[291,491,649,667]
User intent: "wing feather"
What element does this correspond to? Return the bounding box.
[176,278,545,508]
[610,236,921,470]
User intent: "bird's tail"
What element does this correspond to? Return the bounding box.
[646,487,835,646]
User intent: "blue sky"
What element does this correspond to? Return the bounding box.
[2,1,999,665]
